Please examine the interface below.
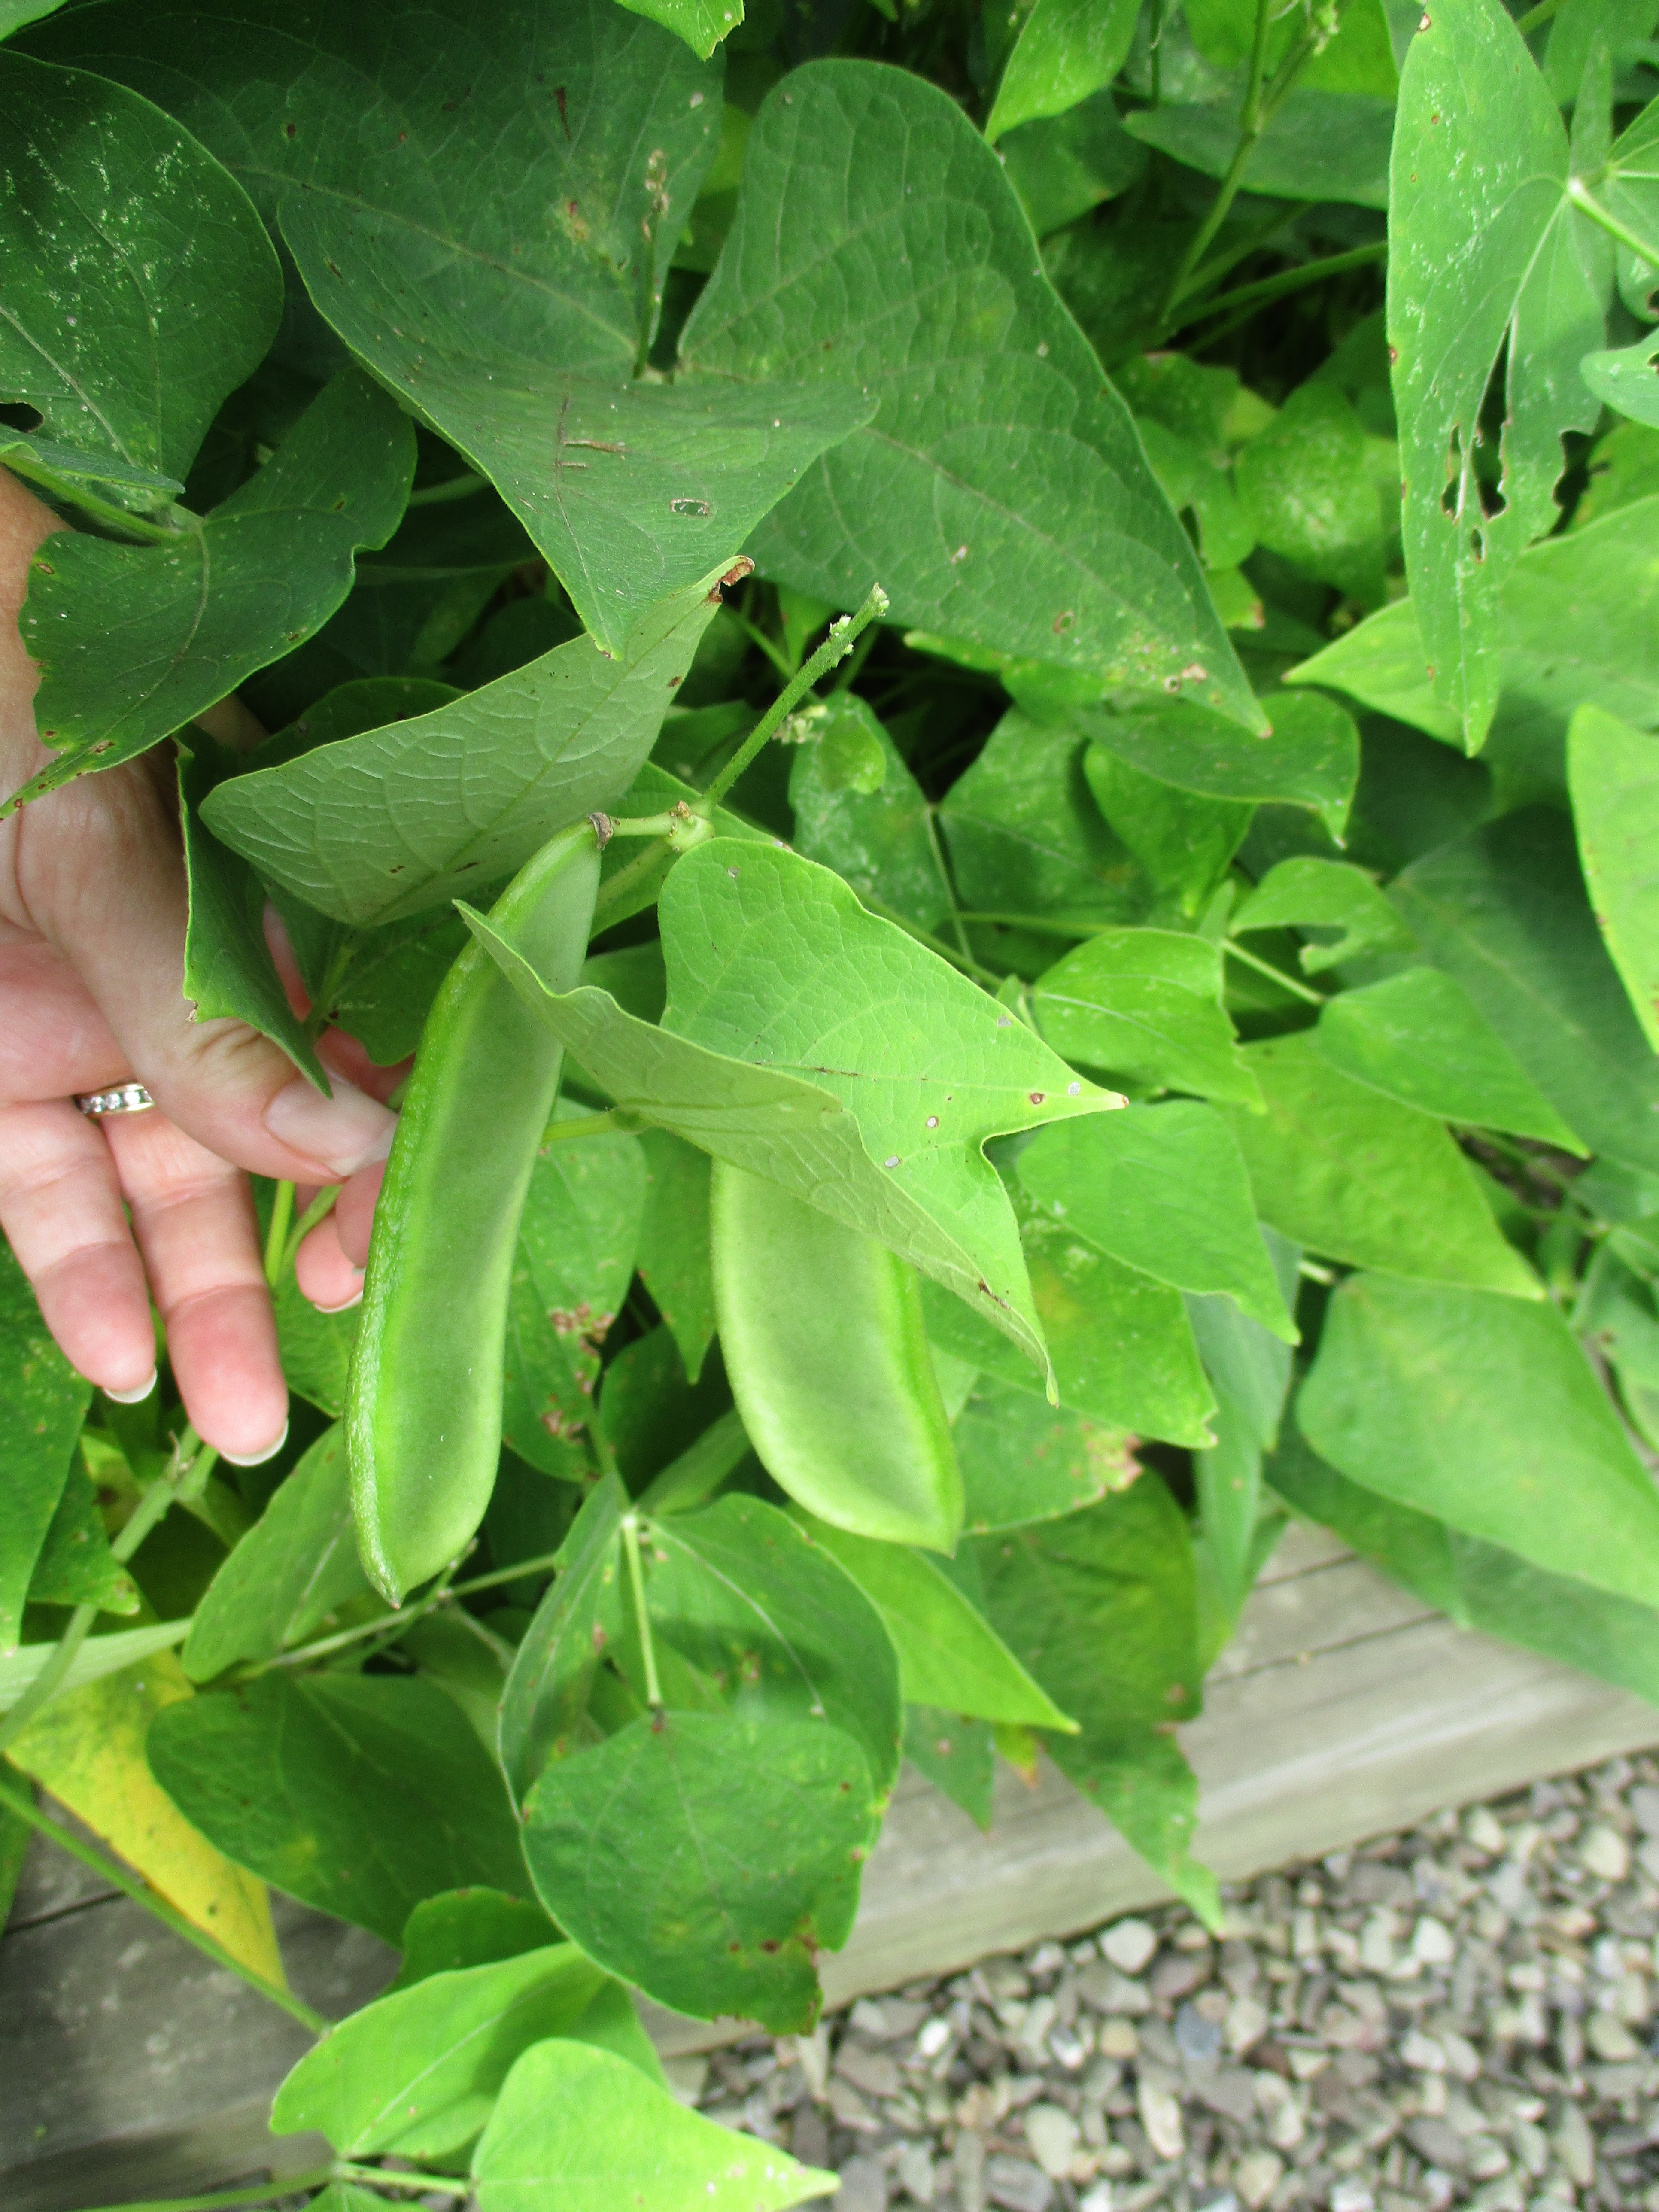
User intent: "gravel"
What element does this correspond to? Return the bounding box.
[681,1753,1659,2211]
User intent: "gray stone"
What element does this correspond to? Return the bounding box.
[838,2153,891,2212]
[1175,2000,1224,2064]
[984,2155,1054,2212]
[1406,2117,1471,2172]
[836,2042,904,2099]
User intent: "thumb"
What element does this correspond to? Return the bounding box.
[15,748,397,1185]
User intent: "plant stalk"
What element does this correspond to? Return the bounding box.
[1222,936,1327,1006]
[620,1512,663,1708]
[71,2167,338,2212]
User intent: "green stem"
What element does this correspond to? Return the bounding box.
[700,583,889,812]
[1159,0,1322,323]
[1568,178,1659,269]
[0,454,187,543]
[405,469,488,507]
[603,812,680,839]
[1149,0,1164,106]
[0,1420,221,1750]
[279,1185,341,1280]
[1516,0,1566,32]
[731,611,795,681]
[0,1769,328,2034]
[1222,936,1326,1006]
[334,2170,470,2199]
[302,939,358,1045]
[591,585,888,930]
[921,804,975,970]
[620,1513,662,1708]
[1171,241,1388,332]
[71,2167,338,2212]
[263,1182,295,1289]
[540,1108,629,1145]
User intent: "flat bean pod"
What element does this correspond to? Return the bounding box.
[348,822,601,1600]
[709,1162,963,1552]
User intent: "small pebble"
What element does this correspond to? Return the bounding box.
[1022,2103,1079,2178]
[1580,1823,1632,1881]
[1100,1917,1158,1974]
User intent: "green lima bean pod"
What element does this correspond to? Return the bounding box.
[709,1162,964,1552]
[348,820,601,1601]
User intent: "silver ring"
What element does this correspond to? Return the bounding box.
[74,1083,156,1117]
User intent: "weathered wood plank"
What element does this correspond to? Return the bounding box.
[6,1532,1658,2207]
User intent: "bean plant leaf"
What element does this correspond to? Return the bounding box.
[501,1110,646,1475]
[635,1132,717,1384]
[1387,0,1609,748]
[787,704,952,933]
[204,565,733,927]
[392,1890,563,1991]
[0,1237,90,1652]
[1297,1272,1659,1611]
[472,2039,836,2212]
[1391,808,1659,1176]
[1270,1423,1659,1709]
[946,1376,1140,1532]
[796,1515,1077,1731]
[0,1620,189,1710]
[1222,1032,1543,1297]
[1077,691,1360,838]
[1128,91,1395,212]
[1313,966,1591,1148]
[1017,1106,1299,1340]
[1231,856,1416,974]
[971,1480,1219,1924]
[985,0,1141,143]
[270,1942,617,2159]
[611,0,745,61]
[640,1497,904,1798]
[939,713,1146,922]
[1289,495,1659,756]
[25,1456,137,1615]
[33,0,877,652]
[7,371,413,814]
[0,51,280,510]
[178,744,327,1087]
[904,1707,996,1829]
[1583,333,1659,427]
[521,1711,873,2032]
[182,1425,372,1682]
[1567,704,1659,1053]
[662,839,1117,1352]
[680,61,1261,726]
[147,1673,527,1943]
[10,1652,283,1985]
[1029,928,1262,1107]
[919,1201,1214,1443]
[498,1473,628,1806]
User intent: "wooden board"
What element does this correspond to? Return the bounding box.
[7,1524,1659,2209]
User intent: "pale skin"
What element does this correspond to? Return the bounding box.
[0,469,400,1464]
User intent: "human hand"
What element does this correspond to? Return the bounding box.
[0,468,398,1463]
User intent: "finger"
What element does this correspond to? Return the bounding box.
[0,1099,155,1397]
[334,1157,386,1270]
[0,928,129,1102]
[0,470,66,788]
[102,1112,288,1464]
[12,753,397,1187]
[295,1209,364,1313]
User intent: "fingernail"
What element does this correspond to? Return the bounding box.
[264,1074,396,1179]
[221,1420,289,1468]
[104,1368,157,1405]
[314,1288,365,1315]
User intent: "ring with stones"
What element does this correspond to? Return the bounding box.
[73,1083,156,1117]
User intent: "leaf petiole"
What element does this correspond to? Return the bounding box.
[263,1181,295,1288]
[1222,936,1327,1006]
[620,1511,663,1708]
[279,1185,341,1280]
[1568,178,1659,271]
[68,2166,337,2212]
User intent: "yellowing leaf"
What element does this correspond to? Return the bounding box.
[8,1650,284,1988]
